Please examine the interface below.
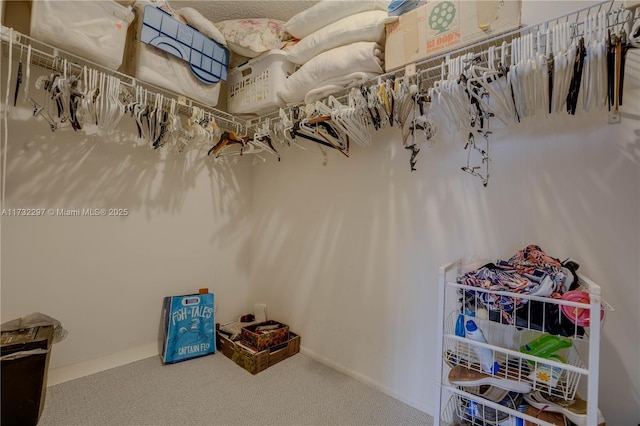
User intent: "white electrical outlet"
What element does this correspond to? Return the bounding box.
[608,111,621,124]
[405,63,417,77]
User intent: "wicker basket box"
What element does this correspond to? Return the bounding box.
[217,331,300,375]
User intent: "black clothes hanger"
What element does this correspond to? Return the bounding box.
[13,47,23,107]
[617,29,634,107]
[566,38,586,115]
[405,144,419,172]
[546,53,554,115]
[360,86,381,130]
[255,134,280,162]
[292,117,349,157]
[606,29,616,111]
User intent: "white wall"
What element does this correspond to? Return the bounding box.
[1,1,638,424]
[248,3,640,425]
[0,65,254,383]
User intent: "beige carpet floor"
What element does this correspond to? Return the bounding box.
[38,352,434,426]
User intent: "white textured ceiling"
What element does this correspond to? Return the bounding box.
[171,1,320,23]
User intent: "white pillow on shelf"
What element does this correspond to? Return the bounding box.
[287,10,395,65]
[284,0,390,40]
[280,41,384,104]
[215,18,289,58]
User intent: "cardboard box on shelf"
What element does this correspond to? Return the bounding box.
[240,320,290,352]
[217,331,300,375]
[384,0,521,71]
[1,325,54,426]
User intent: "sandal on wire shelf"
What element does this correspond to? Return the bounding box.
[448,364,533,394]
[524,405,566,426]
[523,391,606,426]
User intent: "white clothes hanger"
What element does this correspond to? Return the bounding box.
[252,118,280,160]
[338,91,370,147]
[522,34,537,117]
[278,107,296,147]
[506,38,522,119]
[596,12,608,109]
[2,28,13,206]
[509,36,525,118]
[22,44,32,104]
[440,55,472,132]
[582,14,594,111]
[551,24,566,113]
[534,27,549,116]
[465,49,512,126]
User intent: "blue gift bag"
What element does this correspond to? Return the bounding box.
[161,293,215,363]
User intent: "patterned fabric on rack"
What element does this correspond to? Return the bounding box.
[457,245,570,324]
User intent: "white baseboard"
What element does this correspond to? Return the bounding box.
[299,345,435,417]
[47,342,160,386]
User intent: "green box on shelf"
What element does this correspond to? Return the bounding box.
[240,320,290,352]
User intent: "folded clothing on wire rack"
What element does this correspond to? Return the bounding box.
[457,245,584,336]
[458,245,575,299]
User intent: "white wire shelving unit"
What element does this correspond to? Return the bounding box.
[435,259,614,426]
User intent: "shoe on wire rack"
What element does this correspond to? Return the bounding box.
[463,384,509,403]
[449,364,532,394]
[462,391,523,425]
[524,405,566,426]
[523,391,606,426]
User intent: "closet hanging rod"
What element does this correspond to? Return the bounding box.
[3,0,633,136]
[0,26,243,132]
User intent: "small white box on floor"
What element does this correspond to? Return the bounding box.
[30,0,134,70]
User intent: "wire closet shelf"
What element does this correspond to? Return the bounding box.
[246,0,639,128]
[0,26,243,133]
[1,0,638,152]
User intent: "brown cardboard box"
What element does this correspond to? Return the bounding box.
[240,320,290,352]
[384,0,521,71]
[1,325,54,426]
[217,331,300,375]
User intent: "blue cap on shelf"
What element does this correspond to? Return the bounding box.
[388,0,421,17]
